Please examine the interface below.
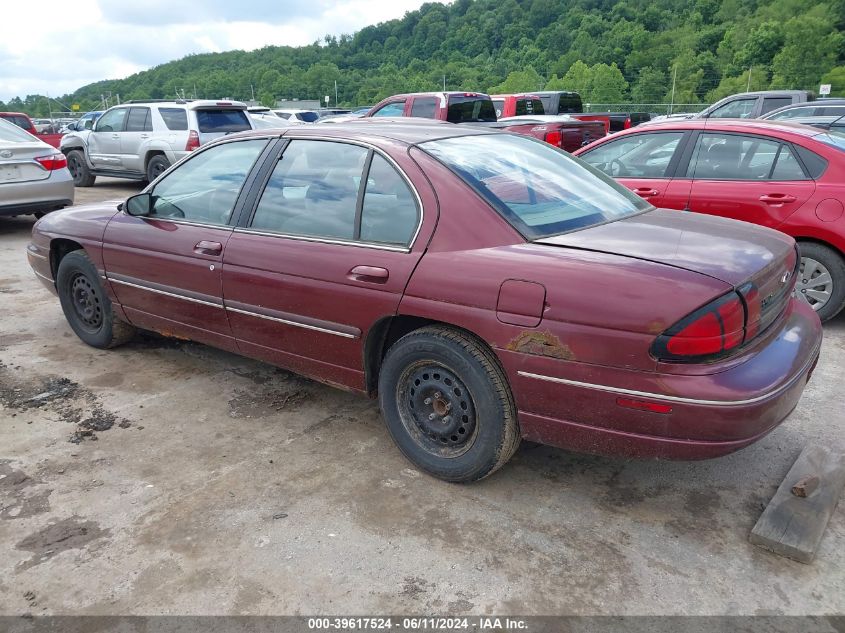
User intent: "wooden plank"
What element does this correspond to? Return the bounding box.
[750,445,845,564]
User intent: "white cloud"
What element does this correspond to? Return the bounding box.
[0,0,438,102]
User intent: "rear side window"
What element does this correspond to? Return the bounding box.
[195,109,251,133]
[515,99,544,116]
[159,108,188,130]
[0,115,32,131]
[687,133,808,180]
[795,145,829,178]
[126,107,152,132]
[767,106,815,120]
[761,97,793,115]
[411,97,437,119]
[446,96,496,123]
[360,154,419,245]
[769,145,806,180]
[819,105,845,117]
[581,132,684,178]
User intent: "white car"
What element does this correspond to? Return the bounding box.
[0,118,73,218]
[60,100,254,185]
[271,109,320,124]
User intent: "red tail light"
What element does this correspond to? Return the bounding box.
[544,131,562,147]
[651,292,748,362]
[34,153,67,171]
[185,130,200,151]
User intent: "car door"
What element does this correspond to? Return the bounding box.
[87,108,128,168]
[119,107,152,172]
[578,131,688,208]
[682,131,816,228]
[102,137,272,351]
[222,138,434,392]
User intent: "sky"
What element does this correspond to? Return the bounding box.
[0,0,436,102]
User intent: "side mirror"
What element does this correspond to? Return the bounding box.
[124,192,153,217]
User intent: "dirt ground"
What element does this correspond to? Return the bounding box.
[1,178,844,615]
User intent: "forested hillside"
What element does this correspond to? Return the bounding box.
[5,0,845,114]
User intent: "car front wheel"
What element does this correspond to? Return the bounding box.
[56,250,136,348]
[795,242,845,322]
[67,150,95,187]
[378,326,520,483]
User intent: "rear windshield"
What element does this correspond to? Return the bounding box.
[1,114,33,131]
[195,109,251,133]
[159,108,188,131]
[0,118,36,142]
[423,134,649,239]
[557,94,583,114]
[294,112,320,123]
[446,96,497,123]
[516,99,545,116]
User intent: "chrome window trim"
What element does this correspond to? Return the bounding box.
[140,216,234,231]
[256,135,425,250]
[225,306,357,339]
[232,227,410,253]
[107,277,223,309]
[517,344,820,407]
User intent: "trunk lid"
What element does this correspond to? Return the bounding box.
[536,208,796,286]
[0,141,54,182]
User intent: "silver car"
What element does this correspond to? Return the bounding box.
[0,118,73,218]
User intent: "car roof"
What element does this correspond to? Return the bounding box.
[762,99,845,118]
[225,119,498,145]
[620,118,826,138]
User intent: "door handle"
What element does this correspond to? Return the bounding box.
[193,240,223,256]
[111,134,120,139]
[759,194,797,205]
[633,188,659,197]
[140,134,150,139]
[349,265,389,282]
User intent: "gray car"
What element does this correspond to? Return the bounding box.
[0,118,73,218]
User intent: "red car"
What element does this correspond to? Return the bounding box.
[575,119,845,321]
[28,123,822,482]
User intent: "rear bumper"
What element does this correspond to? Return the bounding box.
[0,171,74,216]
[503,299,822,459]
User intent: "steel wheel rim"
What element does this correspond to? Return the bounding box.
[68,154,81,179]
[795,256,833,312]
[396,361,478,458]
[70,273,103,331]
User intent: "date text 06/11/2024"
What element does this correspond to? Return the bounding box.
[306,617,529,630]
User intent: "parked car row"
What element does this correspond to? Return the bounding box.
[27,120,823,482]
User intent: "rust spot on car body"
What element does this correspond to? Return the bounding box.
[507,331,574,360]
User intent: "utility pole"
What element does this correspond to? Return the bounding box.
[250,84,255,102]
[443,75,446,91]
[334,80,338,107]
[669,65,677,115]
[746,66,752,92]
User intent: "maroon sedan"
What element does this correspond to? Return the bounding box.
[28,122,822,482]
[575,119,845,321]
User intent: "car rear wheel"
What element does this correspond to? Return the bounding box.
[796,242,845,322]
[67,150,95,187]
[57,250,136,348]
[378,326,520,483]
[146,155,171,183]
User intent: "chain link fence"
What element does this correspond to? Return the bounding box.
[583,103,705,115]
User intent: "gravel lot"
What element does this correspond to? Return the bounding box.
[1,178,844,615]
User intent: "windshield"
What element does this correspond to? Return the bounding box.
[815,130,845,152]
[295,112,320,123]
[423,134,651,239]
[446,96,497,123]
[0,117,37,142]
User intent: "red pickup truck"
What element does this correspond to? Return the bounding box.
[0,112,64,148]
[490,94,545,118]
[364,92,606,152]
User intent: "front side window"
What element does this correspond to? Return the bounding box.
[149,139,267,225]
[95,108,128,132]
[372,101,406,118]
[411,97,438,119]
[424,134,649,239]
[580,132,684,178]
[708,98,756,119]
[686,133,807,180]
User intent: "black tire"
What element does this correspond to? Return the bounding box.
[66,150,95,187]
[797,242,845,322]
[56,250,136,349]
[378,326,520,483]
[146,155,171,183]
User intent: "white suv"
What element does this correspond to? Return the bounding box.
[60,100,254,186]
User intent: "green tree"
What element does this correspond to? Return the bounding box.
[820,66,845,95]
[488,66,544,93]
[588,63,629,103]
[771,15,845,89]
